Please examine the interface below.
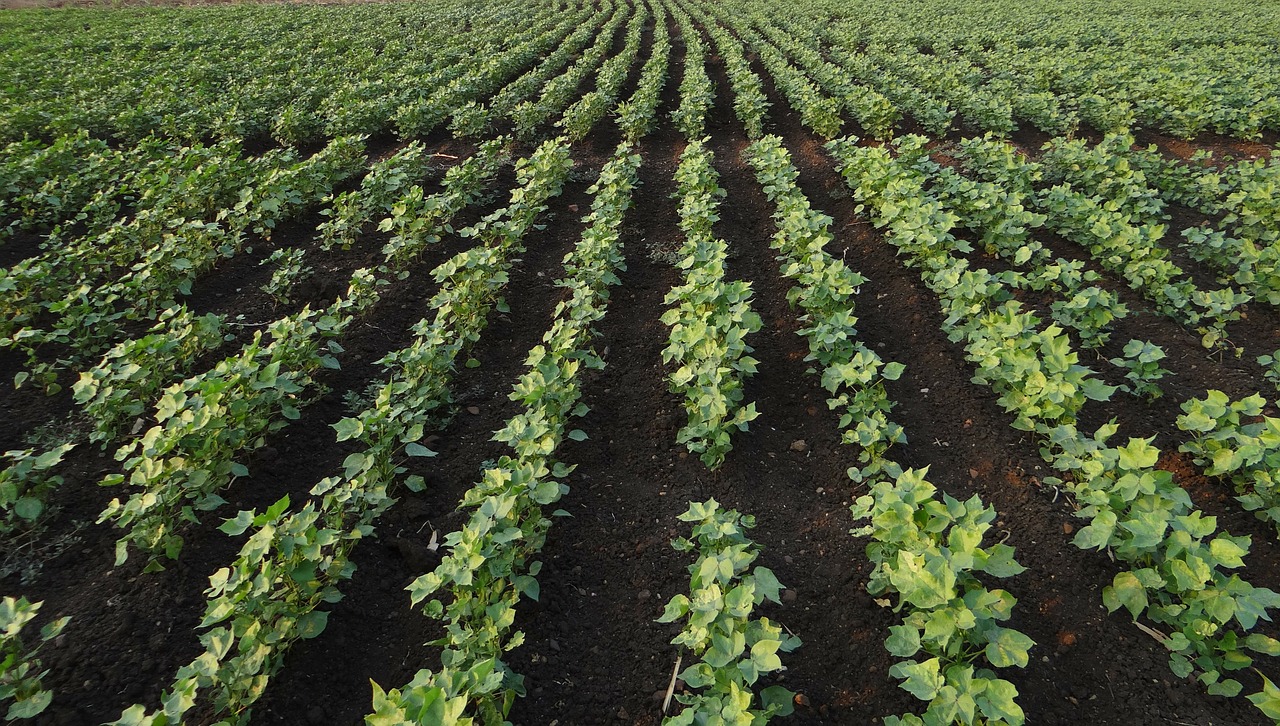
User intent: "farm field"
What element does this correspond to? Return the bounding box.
[3,0,1280,723]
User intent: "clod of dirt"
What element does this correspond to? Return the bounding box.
[789,439,809,452]
[466,406,480,415]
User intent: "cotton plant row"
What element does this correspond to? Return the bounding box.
[746,135,1032,725]
[656,499,801,724]
[661,140,763,469]
[743,11,898,139]
[1177,391,1280,535]
[368,143,639,725]
[957,135,1247,349]
[700,2,843,139]
[446,2,611,138]
[4,135,368,392]
[0,133,245,246]
[928,158,1129,350]
[0,138,282,342]
[315,141,439,252]
[691,9,770,140]
[98,269,382,570]
[97,134,570,571]
[1181,156,1280,309]
[557,0,648,141]
[830,137,1280,717]
[861,40,1021,137]
[0,596,69,721]
[612,0,669,144]
[1037,135,1280,312]
[813,22,955,137]
[380,137,511,267]
[509,2,634,139]
[667,1,715,141]
[0,131,120,241]
[71,138,508,461]
[108,139,578,726]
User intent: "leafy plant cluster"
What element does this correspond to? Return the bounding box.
[315,141,436,252]
[0,444,75,537]
[831,137,1280,716]
[113,139,577,726]
[1177,391,1280,533]
[0,132,240,245]
[854,470,1031,726]
[0,0,550,144]
[447,3,610,139]
[0,596,69,721]
[558,0,648,141]
[616,0,670,143]
[744,12,898,139]
[747,135,1030,724]
[99,269,382,569]
[72,306,227,443]
[510,2,634,139]
[259,247,313,306]
[1109,339,1170,401]
[658,499,800,725]
[960,135,1246,349]
[370,143,637,725]
[662,141,762,469]
[667,2,715,140]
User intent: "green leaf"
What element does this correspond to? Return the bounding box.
[886,624,922,657]
[404,442,436,458]
[13,496,43,521]
[332,418,363,441]
[889,657,944,701]
[219,509,255,536]
[985,626,1034,668]
[751,639,784,672]
[1248,672,1280,720]
[1103,571,1148,618]
[298,610,329,639]
[6,690,53,719]
[567,429,588,442]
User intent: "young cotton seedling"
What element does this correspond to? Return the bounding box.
[1109,339,1170,401]
[659,500,799,724]
[260,247,313,305]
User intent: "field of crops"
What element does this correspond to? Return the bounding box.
[2,0,1280,723]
